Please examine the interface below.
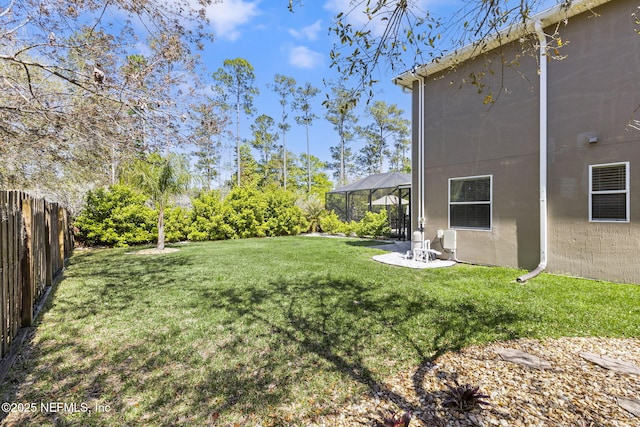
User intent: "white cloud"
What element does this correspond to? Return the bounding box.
[288,46,324,69]
[324,0,381,35]
[323,0,430,38]
[134,41,152,57]
[205,0,260,41]
[288,19,323,41]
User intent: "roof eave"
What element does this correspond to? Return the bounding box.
[392,0,612,90]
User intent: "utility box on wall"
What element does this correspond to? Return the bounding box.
[443,230,457,260]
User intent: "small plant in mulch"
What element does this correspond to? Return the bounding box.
[378,410,411,427]
[442,381,490,412]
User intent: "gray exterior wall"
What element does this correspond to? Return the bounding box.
[546,0,640,282]
[413,0,640,283]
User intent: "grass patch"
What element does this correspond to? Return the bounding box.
[1,236,638,425]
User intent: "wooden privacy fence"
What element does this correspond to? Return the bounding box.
[0,190,72,360]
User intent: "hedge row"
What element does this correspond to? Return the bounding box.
[319,210,391,238]
[74,185,392,247]
[74,185,308,247]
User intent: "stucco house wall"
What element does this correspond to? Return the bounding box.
[405,0,640,283]
[413,47,542,269]
[546,0,640,281]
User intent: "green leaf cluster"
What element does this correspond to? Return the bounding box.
[223,186,308,238]
[354,210,391,238]
[75,183,394,247]
[187,191,235,241]
[74,185,157,247]
[318,210,390,239]
[164,206,193,242]
[318,211,346,235]
[74,185,309,247]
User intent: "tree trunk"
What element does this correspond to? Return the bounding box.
[157,204,165,251]
[306,122,311,193]
[236,103,241,187]
[283,128,287,191]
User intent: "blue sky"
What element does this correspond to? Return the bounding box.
[198,0,445,180]
[180,0,557,183]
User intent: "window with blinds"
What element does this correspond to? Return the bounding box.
[589,162,629,222]
[449,175,492,230]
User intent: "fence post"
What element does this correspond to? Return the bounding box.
[9,192,20,342]
[35,198,45,300]
[57,206,64,274]
[1,192,8,355]
[44,203,52,288]
[0,191,72,357]
[20,198,33,328]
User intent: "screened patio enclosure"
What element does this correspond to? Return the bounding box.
[326,172,411,240]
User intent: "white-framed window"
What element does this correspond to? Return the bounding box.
[448,175,492,230]
[589,162,629,222]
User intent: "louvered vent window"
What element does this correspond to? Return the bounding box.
[449,175,492,230]
[590,162,629,222]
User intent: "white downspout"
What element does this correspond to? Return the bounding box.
[416,73,426,247]
[517,21,548,283]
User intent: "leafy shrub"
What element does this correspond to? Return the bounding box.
[354,210,391,238]
[188,191,235,241]
[223,186,268,238]
[318,211,358,236]
[342,220,358,237]
[319,211,344,234]
[164,206,192,242]
[222,186,307,238]
[74,184,157,247]
[263,189,308,236]
[299,196,326,233]
[75,185,314,247]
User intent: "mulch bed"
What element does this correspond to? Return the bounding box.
[308,337,640,426]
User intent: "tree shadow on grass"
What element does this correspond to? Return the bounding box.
[51,247,197,317]
[201,273,529,425]
[0,248,204,425]
[1,253,532,426]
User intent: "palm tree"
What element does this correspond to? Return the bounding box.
[124,153,191,250]
[300,195,326,233]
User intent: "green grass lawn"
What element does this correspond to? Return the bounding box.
[1,236,639,426]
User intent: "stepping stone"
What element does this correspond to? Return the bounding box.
[579,352,640,375]
[617,397,640,417]
[495,348,552,369]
